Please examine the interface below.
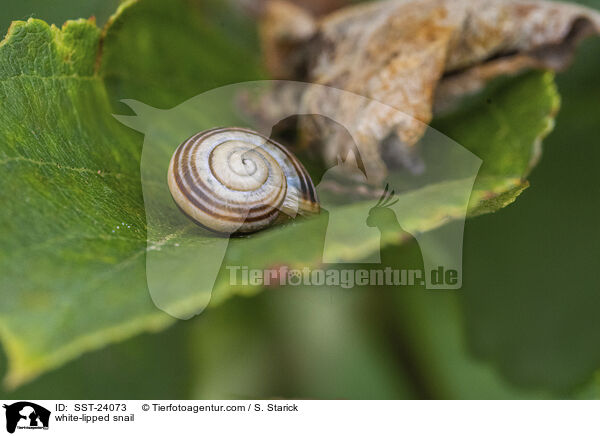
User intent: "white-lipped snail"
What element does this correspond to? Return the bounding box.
[167,127,320,234]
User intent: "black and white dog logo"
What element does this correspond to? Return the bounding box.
[3,402,50,433]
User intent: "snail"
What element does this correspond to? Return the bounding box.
[167,127,320,234]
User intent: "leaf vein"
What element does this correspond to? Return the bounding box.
[0,155,129,179]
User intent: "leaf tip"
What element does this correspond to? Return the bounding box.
[0,18,50,49]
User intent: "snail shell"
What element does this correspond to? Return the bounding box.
[168,127,320,234]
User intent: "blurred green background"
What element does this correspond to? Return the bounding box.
[1,0,599,399]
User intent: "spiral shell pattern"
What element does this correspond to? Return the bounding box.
[168,127,319,234]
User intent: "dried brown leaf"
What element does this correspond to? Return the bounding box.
[260,0,600,181]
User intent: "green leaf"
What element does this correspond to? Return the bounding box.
[0,323,192,399]
[0,0,560,388]
[122,71,557,319]
[0,16,167,388]
[461,36,600,392]
[0,0,263,388]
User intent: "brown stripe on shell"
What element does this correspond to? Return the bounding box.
[181,129,283,212]
[273,138,319,206]
[187,132,286,213]
[185,130,286,221]
[173,134,285,223]
[169,127,319,233]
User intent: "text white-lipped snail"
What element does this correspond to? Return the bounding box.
[167,127,320,234]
